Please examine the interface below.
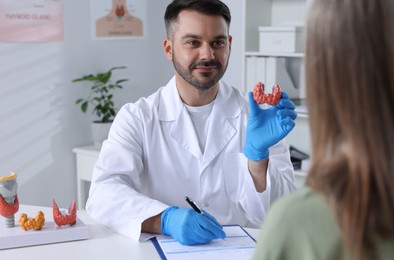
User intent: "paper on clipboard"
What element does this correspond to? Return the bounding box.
[151,225,256,260]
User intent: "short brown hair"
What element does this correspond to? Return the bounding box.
[164,0,231,38]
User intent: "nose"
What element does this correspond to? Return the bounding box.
[199,43,215,60]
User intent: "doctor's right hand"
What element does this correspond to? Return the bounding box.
[161,206,226,245]
[244,91,297,161]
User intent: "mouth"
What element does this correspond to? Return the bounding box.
[192,61,219,73]
[195,65,217,73]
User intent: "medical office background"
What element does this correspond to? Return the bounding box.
[0,0,308,209]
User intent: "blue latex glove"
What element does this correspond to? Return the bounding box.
[244,91,297,160]
[161,206,226,245]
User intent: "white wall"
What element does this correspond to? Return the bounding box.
[271,0,306,26]
[0,0,173,207]
[221,0,245,91]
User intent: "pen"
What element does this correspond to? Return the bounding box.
[185,196,225,239]
[185,196,204,215]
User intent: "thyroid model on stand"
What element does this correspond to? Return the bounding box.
[0,172,19,228]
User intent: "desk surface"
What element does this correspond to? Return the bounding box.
[1,205,260,260]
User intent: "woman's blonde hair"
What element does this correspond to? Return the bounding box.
[305,0,394,259]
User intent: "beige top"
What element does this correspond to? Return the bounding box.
[253,187,394,260]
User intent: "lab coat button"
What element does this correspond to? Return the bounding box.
[204,203,209,207]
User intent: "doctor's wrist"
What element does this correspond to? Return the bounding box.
[141,212,163,234]
[248,159,269,192]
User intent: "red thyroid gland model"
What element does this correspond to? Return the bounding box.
[252,82,282,106]
[52,199,77,226]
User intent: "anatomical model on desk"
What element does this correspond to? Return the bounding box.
[0,172,19,228]
[0,171,89,250]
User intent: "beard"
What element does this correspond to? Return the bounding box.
[172,51,228,91]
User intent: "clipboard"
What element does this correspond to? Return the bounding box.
[151,225,256,260]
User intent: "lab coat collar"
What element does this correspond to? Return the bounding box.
[158,76,183,121]
[158,76,240,170]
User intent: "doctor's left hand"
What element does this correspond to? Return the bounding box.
[244,91,297,161]
[161,206,226,245]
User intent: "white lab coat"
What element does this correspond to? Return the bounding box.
[86,76,295,241]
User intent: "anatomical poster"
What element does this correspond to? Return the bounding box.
[0,0,64,42]
[91,0,147,40]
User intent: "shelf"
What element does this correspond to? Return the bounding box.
[245,51,304,58]
[294,169,307,189]
[293,99,308,118]
[296,113,309,119]
[294,169,307,177]
[295,106,308,118]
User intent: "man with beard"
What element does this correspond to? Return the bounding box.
[86,0,297,245]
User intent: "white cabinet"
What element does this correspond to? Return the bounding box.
[224,0,310,188]
[72,146,99,210]
[222,0,274,91]
[244,0,307,97]
[288,115,311,189]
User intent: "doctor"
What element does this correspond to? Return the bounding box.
[86,0,297,245]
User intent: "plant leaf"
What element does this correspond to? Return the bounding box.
[72,66,128,122]
[116,79,128,84]
[81,101,89,113]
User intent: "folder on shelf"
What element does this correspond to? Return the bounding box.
[246,56,266,93]
[245,56,304,99]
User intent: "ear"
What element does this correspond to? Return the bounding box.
[163,39,173,61]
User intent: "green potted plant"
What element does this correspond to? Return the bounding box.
[72,66,128,148]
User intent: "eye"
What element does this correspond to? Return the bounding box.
[212,39,226,47]
[186,40,201,47]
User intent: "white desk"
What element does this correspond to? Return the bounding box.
[1,205,260,260]
[72,145,100,210]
